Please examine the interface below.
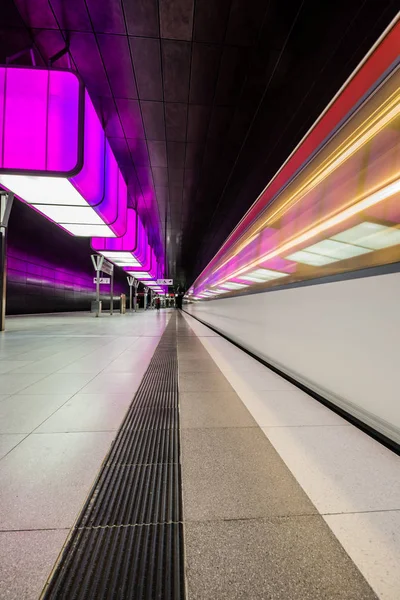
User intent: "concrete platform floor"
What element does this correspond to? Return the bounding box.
[0,310,170,599]
[0,309,399,599]
[181,311,400,600]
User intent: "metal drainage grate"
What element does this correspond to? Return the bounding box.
[42,315,185,599]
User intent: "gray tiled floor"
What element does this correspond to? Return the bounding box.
[0,431,116,530]
[180,391,257,428]
[0,433,25,460]
[181,427,316,521]
[177,313,378,600]
[0,310,170,599]
[179,371,233,392]
[0,529,69,600]
[0,394,72,433]
[37,393,134,432]
[178,358,220,372]
[0,311,384,599]
[185,517,377,600]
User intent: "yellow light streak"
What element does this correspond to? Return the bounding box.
[212,87,400,276]
[215,177,400,285]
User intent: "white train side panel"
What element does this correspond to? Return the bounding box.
[186,271,400,444]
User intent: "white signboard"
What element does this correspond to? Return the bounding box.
[93,277,110,284]
[157,279,173,285]
[101,260,114,275]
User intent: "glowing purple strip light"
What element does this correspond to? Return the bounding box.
[0,67,127,237]
[92,209,166,293]
[92,208,151,268]
[124,248,158,280]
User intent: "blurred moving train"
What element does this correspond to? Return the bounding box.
[185,17,400,448]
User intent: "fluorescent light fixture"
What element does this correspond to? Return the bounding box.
[286,250,337,266]
[129,271,151,279]
[239,268,287,282]
[219,282,249,290]
[237,275,265,283]
[332,222,400,250]
[100,251,139,261]
[92,210,160,274]
[304,239,372,260]
[0,67,127,237]
[217,178,400,284]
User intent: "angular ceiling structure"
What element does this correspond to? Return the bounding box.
[1,0,398,286]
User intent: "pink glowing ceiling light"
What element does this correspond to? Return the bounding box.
[0,66,127,237]
[91,208,149,267]
[91,207,160,277]
[124,248,158,280]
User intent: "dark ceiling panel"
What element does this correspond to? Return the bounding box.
[208,105,236,140]
[69,31,111,97]
[123,0,159,37]
[169,185,182,205]
[169,169,184,186]
[185,142,204,169]
[97,34,138,99]
[165,103,188,142]
[0,27,37,64]
[116,98,145,138]
[130,37,163,101]
[184,169,199,190]
[96,97,124,138]
[152,167,169,186]
[155,188,168,222]
[225,0,268,46]
[155,186,169,207]
[141,101,166,140]
[2,0,26,27]
[189,43,221,104]
[127,138,150,167]
[161,40,191,103]
[136,166,155,193]
[127,170,141,198]
[50,0,91,32]
[108,138,132,166]
[159,0,194,41]
[167,141,185,169]
[226,103,253,144]
[14,0,58,29]
[215,45,249,105]
[193,0,232,43]
[148,141,168,168]
[187,105,211,142]
[33,29,70,67]
[85,0,126,34]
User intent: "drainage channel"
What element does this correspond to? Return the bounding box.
[42,314,185,599]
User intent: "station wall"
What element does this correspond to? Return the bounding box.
[185,270,400,445]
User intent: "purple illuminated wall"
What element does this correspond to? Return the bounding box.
[6,199,128,315]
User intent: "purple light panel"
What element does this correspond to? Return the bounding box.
[91,208,150,268]
[0,67,127,237]
[124,248,158,279]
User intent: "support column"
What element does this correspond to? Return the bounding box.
[110,267,114,316]
[134,279,139,312]
[0,192,14,332]
[127,276,134,312]
[91,254,104,318]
